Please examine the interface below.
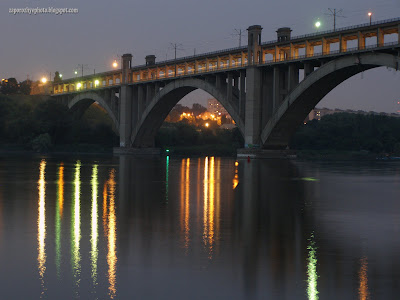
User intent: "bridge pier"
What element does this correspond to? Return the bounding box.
[119,85,132,147]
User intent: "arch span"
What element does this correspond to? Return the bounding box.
[131,78,245,147]
[261,53,400,149]
[68,92,119,131]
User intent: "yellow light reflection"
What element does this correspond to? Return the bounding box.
[37,159,46,296]
[359,257,369,300]
[203,157,209,248]
[71,161,81,292]
[103,181,108,234]
[107,169,117,299]
[91,165,99,289]
[203,157,218,259]
[307,232,319,300]
[208,157,215,251]
[185,159,190,250]
[55,163,64,278]
[58,163,64,216]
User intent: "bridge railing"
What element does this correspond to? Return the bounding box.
[53,40,400,95]
[263,17,400,45]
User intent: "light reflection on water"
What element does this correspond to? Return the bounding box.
[71,161,81,294]
[106,169,117,299]
[0,157,398,299]
[90,165,99,292]
[37,159,46,297]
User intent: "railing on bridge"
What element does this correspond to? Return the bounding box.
[53,18,400,95]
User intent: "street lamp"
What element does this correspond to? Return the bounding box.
[41,77,47,84]
[368,12,372,25]
[315,21,321,31]
[112,60,118,68]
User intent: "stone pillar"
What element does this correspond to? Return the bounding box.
[247,25,263,65]
[241,51,246,66]
[244,67,261,147]
[272,67,280,112]
[119,85,132,147]
[358,32,365,50]
[122,54,132,84]
[377,28,384,47]
[339,34,347,52]
[305,40,314,57]
[398,24,400,44]
[322,38,330,54]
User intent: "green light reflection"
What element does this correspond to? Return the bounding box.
[55,163,64,278]
[307,232,319,300]
[166,156,169,203]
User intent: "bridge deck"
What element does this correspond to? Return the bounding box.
[53,18,400,95]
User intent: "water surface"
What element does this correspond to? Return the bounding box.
[0,155,399,299]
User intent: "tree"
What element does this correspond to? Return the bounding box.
[192,103,207,116]
[19,80,32,95]
[54,71,62,83]
[1,78,18,94]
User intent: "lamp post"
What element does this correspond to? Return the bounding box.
[368,12,372,26]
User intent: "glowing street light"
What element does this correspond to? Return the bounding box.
[315,21,321,30]
[77,82,82,90]
[41,77,47,84]
[205,122,209,128]
[59,74,63,78]
[112,60,118,68]
[368,12,372,25]
[94,80,99,87]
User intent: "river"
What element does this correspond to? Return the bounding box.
[0,155,399,299]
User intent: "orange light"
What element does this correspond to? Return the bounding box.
[112,60,118,68]
[368,12,372,17]
[205,123,209,127]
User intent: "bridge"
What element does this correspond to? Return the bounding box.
[52,18,400,154]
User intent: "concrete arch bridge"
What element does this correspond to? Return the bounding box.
[52,18,400,155]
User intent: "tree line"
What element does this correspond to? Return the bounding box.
[0,95,118,152]
[290,112,400,154]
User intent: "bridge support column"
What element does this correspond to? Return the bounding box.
[239,70,246,119]
[227,73,233,103]
[288,64,299,92]
[272,66,280,112]
[244,67,262,147]
[119,85,132,147]
[304,63,313,77]
[262,69,273,128]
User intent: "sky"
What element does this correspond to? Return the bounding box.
[0,0,399,113]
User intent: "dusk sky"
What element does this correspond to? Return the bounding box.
[1,0,399,112]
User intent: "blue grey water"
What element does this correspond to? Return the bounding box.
[0,155,399,299]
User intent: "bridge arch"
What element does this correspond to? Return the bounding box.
[68,92,119,132]
[261,53,400,149]
[131,77,245,147]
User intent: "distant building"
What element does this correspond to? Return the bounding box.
[207,98,228,115]
[306,107,400,122]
